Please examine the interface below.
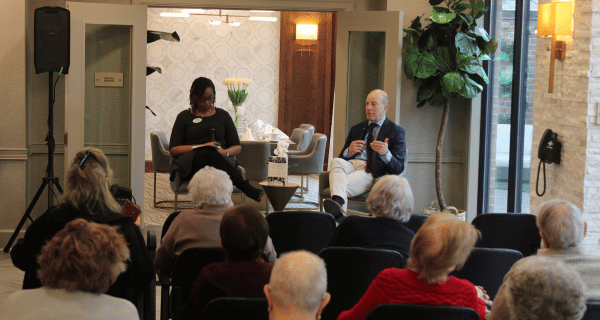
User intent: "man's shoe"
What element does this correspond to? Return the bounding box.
[323,198,346,220]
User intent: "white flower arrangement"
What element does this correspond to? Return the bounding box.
[273,140,289,158]
[222,77,253,129]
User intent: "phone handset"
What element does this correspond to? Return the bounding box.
[536,129,562,197]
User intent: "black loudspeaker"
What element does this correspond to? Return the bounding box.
[34,6,70,74]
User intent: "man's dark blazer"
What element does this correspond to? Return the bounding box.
[339,117,406,179]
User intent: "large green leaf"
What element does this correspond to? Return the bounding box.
[433,47,453,73]
[429,92,447,108]
[481,38,498,55]
[470,73,487,86]
[459,74,483,98]
[474,6,489,19]
[452,1,472,13]
[403,45,420,80]
[479,68,489,84]
[429,0,444,5]
[457,55,480,74]
[442,72,465,92]
[416,53,438,79]
[409,15,422,30]
[417,29,434,51]
[469,26,490,41]
[471,0,485,18]
[431,12,456,24]
[455,32,480,56]
[418,81,438,103]
[432,6,450,13]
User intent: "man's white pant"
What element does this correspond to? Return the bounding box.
[329,158,376,213]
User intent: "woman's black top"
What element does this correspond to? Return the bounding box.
[10,204,154,300]
[169,108,240,181]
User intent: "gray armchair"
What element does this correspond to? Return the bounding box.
[236,140,270,181]
[318,149,408,213]
[289,128,310,151]
[288,133,328,208]
[299,124,315,142]
[150,131,173,208]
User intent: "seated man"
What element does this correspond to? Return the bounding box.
[177,205,274,319]
[323,89,406,219]
[535,199,600,300]
[489,256,587,320]
[264,251,331,320]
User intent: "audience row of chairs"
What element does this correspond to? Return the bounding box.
[154,211,551,320]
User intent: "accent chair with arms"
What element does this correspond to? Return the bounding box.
[288,133,328,206]
[471,213,541,257]
[265,211,336,256]
[289,128,310,152]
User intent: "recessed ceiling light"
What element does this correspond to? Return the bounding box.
[229,22,241,26]
[209,20,222,25]
[249,17,277,22]
[160,12,189,17]
[182,9,205,14]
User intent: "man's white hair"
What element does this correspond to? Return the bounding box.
[188,166,233,206]
[367,175,414,222]
[268,250,327,312]
[536,199,585,248]
[369,89,389,105]
[490,256,586,320]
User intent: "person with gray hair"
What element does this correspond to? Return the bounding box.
[264,251,330,320]
[155,166,277,272]
[489,255,587,320]
[325,175,416,259]
[155,166,234,272]
[535,199,600,300]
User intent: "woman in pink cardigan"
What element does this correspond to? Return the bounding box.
[338,213,492,320]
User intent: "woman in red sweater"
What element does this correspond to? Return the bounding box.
[338,213,492,320]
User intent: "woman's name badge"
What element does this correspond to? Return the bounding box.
[193,118,202,123]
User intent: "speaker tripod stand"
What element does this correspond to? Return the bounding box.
[4,72,64,252]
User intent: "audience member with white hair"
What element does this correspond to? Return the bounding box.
[489,255,587,320]
[535,199,600,300]
[155,166,276,272]
[264,251,331,320]
[325,175,415,259]
[338,213,490,320]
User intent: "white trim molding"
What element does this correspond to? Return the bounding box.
[0,148,28,160]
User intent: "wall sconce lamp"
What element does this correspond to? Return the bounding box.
[295,14,319,53]
[537,1,573,93]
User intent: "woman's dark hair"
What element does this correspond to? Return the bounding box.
[189,77,216,112]
[220,205,269,261]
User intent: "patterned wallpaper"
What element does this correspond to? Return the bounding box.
[145,8,281,160]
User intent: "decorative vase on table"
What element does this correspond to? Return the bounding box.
[223,77,252,136]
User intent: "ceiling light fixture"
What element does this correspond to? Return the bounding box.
[181,9,205,14]
[249,17,277,22]
[208,20,222,25]
[229,21,241,27]
[160,12,190,17]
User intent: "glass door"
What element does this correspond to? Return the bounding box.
[65,2,147,205]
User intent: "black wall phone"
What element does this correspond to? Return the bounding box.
[536,129,562,196]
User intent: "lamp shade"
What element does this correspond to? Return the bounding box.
[296,24,318,40]
[538,1,573,37]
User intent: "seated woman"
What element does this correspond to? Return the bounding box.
[169,76,263,202]
[10,147,153,301]
[1,219,139,320]
[155,167,276,272]
[326,175,415,259]
[338,213,491,320]
[177,205,274,319]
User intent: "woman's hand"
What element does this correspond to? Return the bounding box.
[476,285,493,307]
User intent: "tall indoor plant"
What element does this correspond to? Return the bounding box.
[403,0,497,210]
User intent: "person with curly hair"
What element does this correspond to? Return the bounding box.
[1,219,139,319]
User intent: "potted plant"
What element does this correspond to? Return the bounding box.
[403,0,497,210]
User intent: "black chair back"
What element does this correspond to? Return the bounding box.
[266,211,336,256]
[450,247,523,300]
[171,247,227,318]
[161,211,181,239]
[583,301,600,320]
[319,247,406,320]
[201,297,269,320]
[472,213,541,257]
[367,303,480,320]
[404,214,428,234]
